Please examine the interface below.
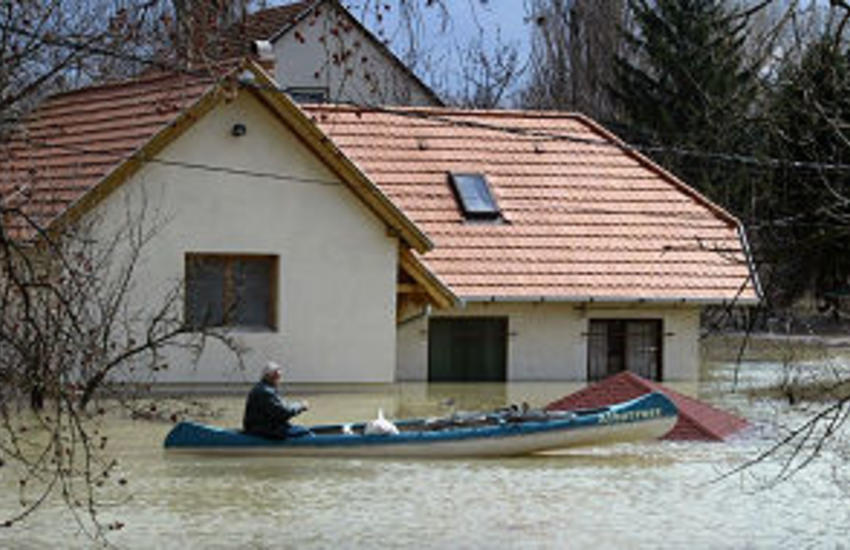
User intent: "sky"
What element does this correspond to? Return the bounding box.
[430,0,531,52]
[378,0,534,101]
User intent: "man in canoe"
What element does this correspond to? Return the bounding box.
[243,361,312,439]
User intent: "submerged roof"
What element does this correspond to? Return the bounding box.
[545,371,749,441]
[306,105,759,304]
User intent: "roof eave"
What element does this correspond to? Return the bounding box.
[399,248,460,309]
[460,295,761,307]
[737,222,764,301]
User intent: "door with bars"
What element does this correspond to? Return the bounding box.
[587,319,662,381]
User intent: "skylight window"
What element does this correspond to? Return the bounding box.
[449,173,500,220]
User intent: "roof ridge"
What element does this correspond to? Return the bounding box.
[32,88,209,119]
[43,70,210,102]
[33,58,247,112]
[310,103,587,120]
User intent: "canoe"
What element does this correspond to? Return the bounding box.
[163,392,677,458]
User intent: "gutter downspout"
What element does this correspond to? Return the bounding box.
[738,221,764,301]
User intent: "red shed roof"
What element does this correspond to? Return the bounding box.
[307,105,759,304]
[545,371,749,441]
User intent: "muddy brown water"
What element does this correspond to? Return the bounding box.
[2,357,849,549]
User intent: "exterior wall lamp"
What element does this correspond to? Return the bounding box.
[231,123,247,137]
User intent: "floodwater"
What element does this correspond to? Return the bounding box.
[2,352,850,549]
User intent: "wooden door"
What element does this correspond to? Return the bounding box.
[428,318,508,382]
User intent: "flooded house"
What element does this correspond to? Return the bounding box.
[0,52,758,385]
[305,105,760,383]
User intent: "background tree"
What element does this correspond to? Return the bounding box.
[0,191,244,535]
[0,0,256,537]
[610,0,759,216]
[171,0,254,63]
[758,35,850,311]
[521,0,627,121]
[0,1,163,132]
[443,29,524,108]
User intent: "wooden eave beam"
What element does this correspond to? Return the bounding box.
[397,283,423,294]
[397,247,458,310]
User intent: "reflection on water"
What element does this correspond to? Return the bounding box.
[2,359,849,549]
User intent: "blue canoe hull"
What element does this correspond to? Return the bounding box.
[163,392,677,457]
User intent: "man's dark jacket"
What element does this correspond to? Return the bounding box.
[242,380,306,438]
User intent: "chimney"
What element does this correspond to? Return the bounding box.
[251,40,276,73]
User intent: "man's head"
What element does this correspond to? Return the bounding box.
[261,361,283,385]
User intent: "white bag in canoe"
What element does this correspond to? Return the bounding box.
[363,408,399,436]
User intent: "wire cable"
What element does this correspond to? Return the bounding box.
[4,21,850,177]
[3,137,341,188]
[3,135,754,228]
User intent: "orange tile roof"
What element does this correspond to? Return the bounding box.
[0,70,217,238]
[0,62,434,258]
[305,105,759,303]
[2,69,757,304]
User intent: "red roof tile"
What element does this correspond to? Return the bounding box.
[0,62,435,258]
[306,105,759,303]
[2,70,757,304]
[544,371,749,441]
[0,71,216,238]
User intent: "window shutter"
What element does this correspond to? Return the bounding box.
[186,256,226,327]
[234,258,274,328]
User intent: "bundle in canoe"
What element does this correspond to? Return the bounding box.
[163,392,677,458]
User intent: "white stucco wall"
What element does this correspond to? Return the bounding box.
[88,91,399,383]
[397,302,701,382]
[272,1,439,106]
